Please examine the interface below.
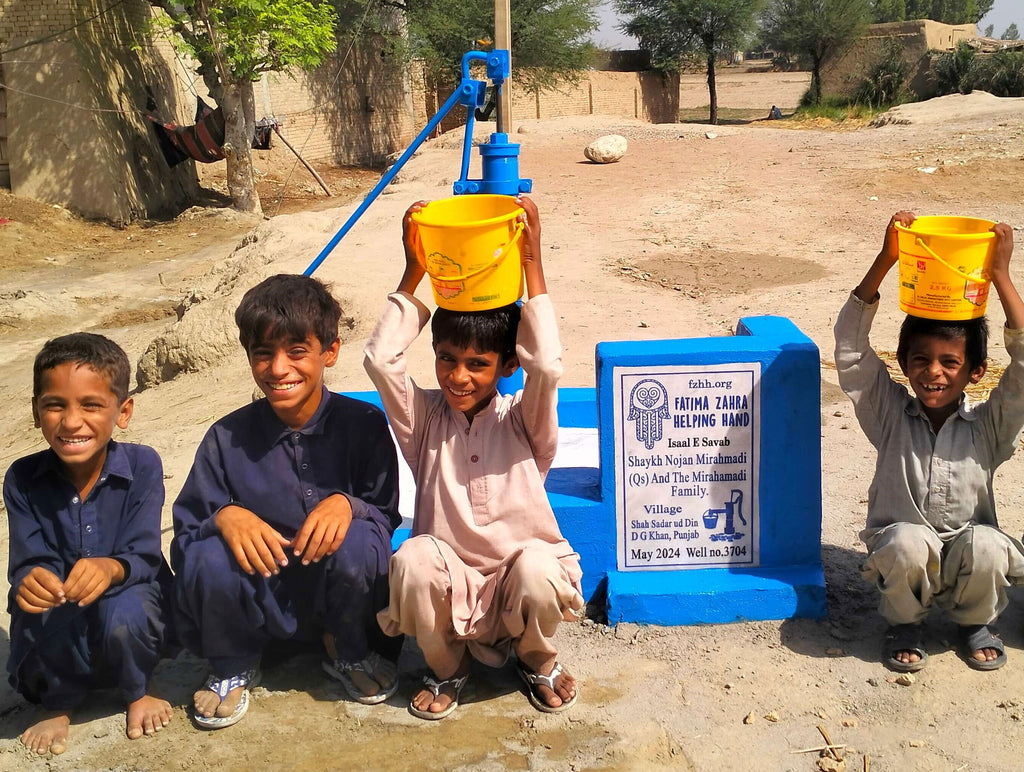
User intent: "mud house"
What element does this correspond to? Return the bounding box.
[821,19,976,101]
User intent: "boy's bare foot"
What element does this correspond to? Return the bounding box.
[960,624,1007,671]
[519,658,577,710]
[410,655,471,717]
[884,624,928,672]
[21,711,70,755]
[126,694,172,739]
[322,634,399,703]
[343,656,398,698]
[891,648,923,666]
[194,684,244,719]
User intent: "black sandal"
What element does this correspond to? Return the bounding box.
[959,624,1007,671]
[884,623,928,672]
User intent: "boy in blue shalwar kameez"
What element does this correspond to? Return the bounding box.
[5,333,173,755]
[172,274,402,729]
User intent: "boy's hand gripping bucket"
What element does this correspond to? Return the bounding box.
[411,194,525,311]
[895,216,997,321]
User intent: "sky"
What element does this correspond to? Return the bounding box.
[591,0,1024,50]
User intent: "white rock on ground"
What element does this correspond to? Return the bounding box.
[584,134,627,163]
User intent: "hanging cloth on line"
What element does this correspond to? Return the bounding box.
[144,97,277,166]
[145,95,226,166]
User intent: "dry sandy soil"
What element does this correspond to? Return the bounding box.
[1,82,1024,772]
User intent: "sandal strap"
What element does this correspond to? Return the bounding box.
[204,667,259,699]
[422,674,469,697]
[520,661,565,690]
[331,651,391,675]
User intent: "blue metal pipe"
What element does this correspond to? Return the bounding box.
[302,85,465,277]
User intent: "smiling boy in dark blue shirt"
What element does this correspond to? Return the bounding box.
[4,333,172,755]
[172,274,401,730]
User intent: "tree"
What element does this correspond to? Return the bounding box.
[405,0,598,94]
[763,0,872,106]
[873,0,993,24]
[616,0,764,125]
[1001,23,1020,41]
[984,24,994,37]
[150,0,338,214]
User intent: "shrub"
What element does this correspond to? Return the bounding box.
[934,41,977,95]
[854,40,911,108]
[975,50,1024,97]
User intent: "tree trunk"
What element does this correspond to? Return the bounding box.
[706,49,718,125]
[222,76,262,215]
[810,58,823,106]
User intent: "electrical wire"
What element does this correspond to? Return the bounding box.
[0,0,130,56]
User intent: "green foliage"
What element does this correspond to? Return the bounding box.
[873,0,993,24]
[1001,23,1020,41]
[936,45,1024,98]
[872,0,905,23]
[154,0,338,82]
[975,50,1024,96]
[934,40,977,95]
[984,24,994,37]
[793,95,881,120]
[763,0,873,105]
[853,39,910,107]
[405,0,598,93]
[616,0,764,124]
[616,0,764,71]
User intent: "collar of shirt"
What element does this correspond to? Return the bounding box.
[903,392,978,423]
[30,439,134,485]
[258,384,336,447]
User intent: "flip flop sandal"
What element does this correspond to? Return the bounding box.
[959,624,1007,671]
[194,666,260,730]
[517,661,579,713]
[883,624,928,673]
[408,673,469,720]
[322,651,400,705]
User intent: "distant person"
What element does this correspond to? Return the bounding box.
[172,274,402,729]
[835,212,1024,672]
[4,333,173,755]
[364,195,583,720]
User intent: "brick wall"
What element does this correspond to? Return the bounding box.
[412,68,680,134]
[0,0,196,220]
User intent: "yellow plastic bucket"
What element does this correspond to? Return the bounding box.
[895,216,997,320]
[411,195,524,311]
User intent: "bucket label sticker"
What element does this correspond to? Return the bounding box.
[425,252,464,299]
[612,363,761,571]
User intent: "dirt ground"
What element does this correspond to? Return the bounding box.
[2,82,1024,772]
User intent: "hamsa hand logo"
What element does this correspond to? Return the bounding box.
[627,379,670,450]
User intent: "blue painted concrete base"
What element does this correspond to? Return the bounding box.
[606,565,826,625]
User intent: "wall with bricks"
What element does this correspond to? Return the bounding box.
[822,20,975,100]
[413,68,680,134]
[0,0,196,222]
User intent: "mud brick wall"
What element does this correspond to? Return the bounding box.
[822,19,975,100]
[413,69,680,134]
[0,0,196,221]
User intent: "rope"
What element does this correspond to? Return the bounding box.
[0,78,145,115]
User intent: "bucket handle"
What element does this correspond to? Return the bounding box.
[432,220,525,282]
[914,236,989,283]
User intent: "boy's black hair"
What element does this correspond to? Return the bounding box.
[431,303,521,362]
[33,333,131,404]
[235,274,342,352]
[897,314,988,371]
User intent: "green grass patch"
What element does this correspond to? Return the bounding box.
[677,106,774,125]
[788,97,890,125]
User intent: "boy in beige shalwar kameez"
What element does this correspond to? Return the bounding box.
[364,196,583,720]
